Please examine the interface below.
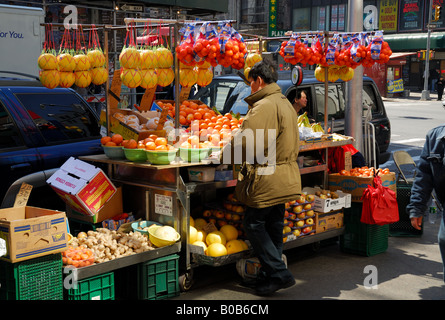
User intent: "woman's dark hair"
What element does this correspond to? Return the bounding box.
[296,89,307,100]
[248,59,278,84]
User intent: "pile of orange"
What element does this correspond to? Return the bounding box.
[101,133,124,147]
[339,166,390,177]
[62,246,95,268]
[121,134,176,151]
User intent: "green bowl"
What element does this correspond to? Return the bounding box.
[123,148,147,162]
[131,221,162,235]
[102,145,125,159]
[146,149,178,165]
[179,147,210,163]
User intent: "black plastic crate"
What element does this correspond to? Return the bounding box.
[389,182,423,237]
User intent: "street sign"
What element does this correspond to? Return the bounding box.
[121,4,143,12]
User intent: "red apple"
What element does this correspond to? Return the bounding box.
[302,226,312,233]
[293,205,303,213]
[296,212,306,220]
[306,194,315,202]
[303,203,312,210]
[305,210,315,217]
[296,195,306,203]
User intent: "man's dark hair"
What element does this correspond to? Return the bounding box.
[248,59,278,84]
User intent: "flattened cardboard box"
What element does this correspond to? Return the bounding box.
[47,157,117,216]
[0,206,68,263]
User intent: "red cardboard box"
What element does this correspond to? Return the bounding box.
[47,157,116,216]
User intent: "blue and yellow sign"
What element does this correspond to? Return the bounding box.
[387,79,404,93]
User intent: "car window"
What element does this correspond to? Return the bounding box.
[15,92,100,144]
[0,101,25,149]
[363,84,378,113]
[227,82,251,115]
[314,84,345,122]
[195,80,238,112]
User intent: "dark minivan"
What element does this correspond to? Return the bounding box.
[193,70,391,165]
[0,74,103,209]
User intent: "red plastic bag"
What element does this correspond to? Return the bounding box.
[361,175,399,225]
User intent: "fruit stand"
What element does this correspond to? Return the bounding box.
[0,20,396,300]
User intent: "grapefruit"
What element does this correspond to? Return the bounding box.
[219,224,238,241]
[190,216,195,227]
[206,231,227,246]
[194,218,207,230]
[189,226,198,244]
[207,243,227,257]
[226,239,245,254]
[196,229,207,242]
[192,241,207,253]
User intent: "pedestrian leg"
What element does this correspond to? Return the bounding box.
[438,216,445,283]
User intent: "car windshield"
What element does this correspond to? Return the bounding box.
[194,78,251,114]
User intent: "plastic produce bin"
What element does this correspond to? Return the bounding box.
[0,253,63,300]
[65,272,114,300]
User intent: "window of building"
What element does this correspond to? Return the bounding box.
[241,0,266,24]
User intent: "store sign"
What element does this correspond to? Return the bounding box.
[379,0,398,31]
[387,79,404,93]
[399,0,424,31]
[268,0,286,37]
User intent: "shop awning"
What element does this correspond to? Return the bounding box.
[384,32,445,51]
[389,52,417,59]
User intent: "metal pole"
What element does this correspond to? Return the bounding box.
[345,0,364,154]
[421,0,433,101]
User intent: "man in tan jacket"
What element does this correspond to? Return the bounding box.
[220,60,301,295]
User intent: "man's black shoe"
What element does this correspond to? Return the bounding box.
[255,277,296,296]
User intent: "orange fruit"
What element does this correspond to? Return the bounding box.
[145,141,156,150]
[123,139,137,149]
[105,141,117,146]
[149,134,158,140]
[155,144,167,151]
[155,137,167,146]
[101,136,112,145]
[111,134,123,145]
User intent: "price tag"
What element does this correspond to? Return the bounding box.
[14,183,33,207]
[155,194,173,216]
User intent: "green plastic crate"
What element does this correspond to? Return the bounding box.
[389,182,423,237]
[138,254,179,300]
[66,272,114,300]
[340,203,389,256]
[0,253,63,300]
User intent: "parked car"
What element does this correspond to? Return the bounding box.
[0,72,103,209]
[193,70,391,165]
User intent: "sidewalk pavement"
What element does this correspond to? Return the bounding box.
[174,219,445,300]
[383,90,442,103]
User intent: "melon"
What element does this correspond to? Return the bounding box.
[120,68,142,88]
[39,69,60,89]
[58,71,75,88]
[57,53,76,72]
[38,53,58,70]
[91,67,108,85]
[119,46,140,69]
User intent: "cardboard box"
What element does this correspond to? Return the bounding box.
[0,206,68,263]
[66,187,123,224]
[47,157,117,217]
[302,187,351,213]
[328,172,396,202]
[100,108,166,141]
[315,210,344,233]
